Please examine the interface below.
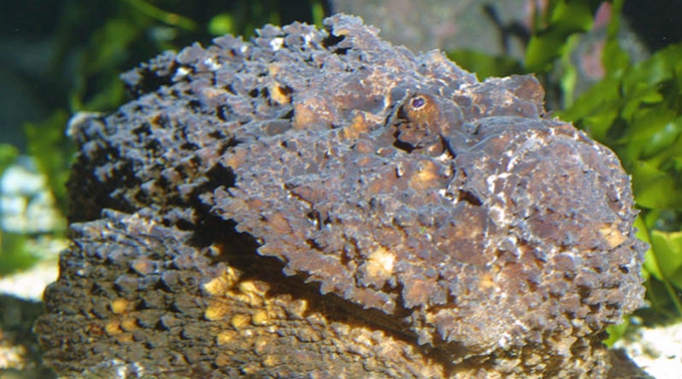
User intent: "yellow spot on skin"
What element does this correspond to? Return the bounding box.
[233,292,254,305]
[364,246,395,282]
[263,355,280,367]
[239,281,265,297]
[252,310,269,325]
[110,299,129,315]
[599,224,627,248]
[231,314,251,329]
[479,272,495,290]
[204,276,232,296]
[120,317,137,332]
[217,331,237,345]
[104,320,122,335]
[205,302,229,320]
[203,277,228,296]
[340,112,372,140]
[270,84,291,105]
[409,160,440,191]
[237,280,266,307]
[204,267,240,296]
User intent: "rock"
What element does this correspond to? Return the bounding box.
[35,15,646,378]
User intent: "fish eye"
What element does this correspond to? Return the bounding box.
[411,96,426,110]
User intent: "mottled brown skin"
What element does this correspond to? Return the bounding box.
[35,15,646,379]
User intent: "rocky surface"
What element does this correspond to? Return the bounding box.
[34,15,647,378]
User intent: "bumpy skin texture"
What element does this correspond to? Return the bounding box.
[36,15,646,378]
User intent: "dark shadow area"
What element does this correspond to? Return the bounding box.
[623,0,682,51]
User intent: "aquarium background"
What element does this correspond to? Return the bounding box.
[1,0,682,376]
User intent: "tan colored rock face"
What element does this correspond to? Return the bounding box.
[35,15,645,378]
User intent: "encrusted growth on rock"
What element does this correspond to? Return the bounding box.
[36,14,646,378]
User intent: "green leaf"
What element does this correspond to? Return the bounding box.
[558,34,581,108]
[312,0,325,28]
[0,232,38,276]
[605,319,630,347]
[0,144,18,178]
[208,13,236,36]
[601,0,630,76]
[621,108,678,161]
[674,60,682,90]
[636,215,660,281]
[558,77,621,143]
[627,46,682,89]
[83,75,126,112]
[88,18,140,73]
[23,110,74,215]
[630,160,682,210]
[640,118,682,163]
[651,230,682,291]
[525,0,602,73]
[119,0,198,31]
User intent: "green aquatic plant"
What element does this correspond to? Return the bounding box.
[24,110,73,215]
[0,144,40,276]
[0,144,18,175]
[0,232,39,276]
[524,0,605,74]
